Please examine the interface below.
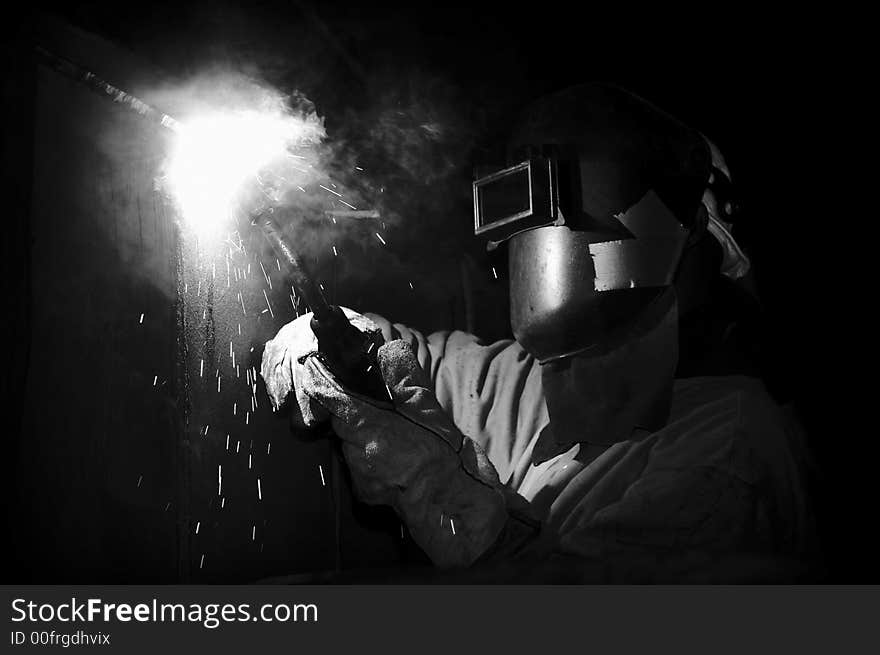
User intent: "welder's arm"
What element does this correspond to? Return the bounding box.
[262,310,546,568]
[362,314,548,488]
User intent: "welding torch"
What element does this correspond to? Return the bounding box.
[254,208,389,402]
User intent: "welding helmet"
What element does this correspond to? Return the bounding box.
[473,83,712,363]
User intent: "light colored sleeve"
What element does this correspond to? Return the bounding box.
[363,314,548,485]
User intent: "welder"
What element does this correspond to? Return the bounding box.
[261,83,813,582]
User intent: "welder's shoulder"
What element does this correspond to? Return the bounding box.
[671,375,786,432]
[669,375,799,475]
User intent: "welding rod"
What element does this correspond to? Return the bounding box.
[254,209,334,322]
[34,45,182,133]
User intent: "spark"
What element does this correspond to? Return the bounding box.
[195,521,200,534]
[492,266,498,279]
[262,289,274,318]
[257,478,262,500]
[238,291,247,316]
[200,359,204,377]
[319,184,343,197]
[217,376,221,393]
[153,375,158,386]
[233,402,237,416]
[337,199,357,210]
[276,258,281,271]
[252,525,256,541]
[248,454,252,470]
[238,323,241,335]
[267,442,271,455]
[137,475,142,488]
[139,313,144,324]
[375,233,386,245]
[246,411,250,425]
[236,440,240,453]
[165,502,171,512]
[451,518,456,535]
[221,497,225,509]
[200,554,205,569]
[318,465,326,486]
[197,280,201,296]
[355,166,364,171]
[332,245,338,257]
[259,260,272,288]
[204,425,210,436]
[408,281,414,290]
[226,434,230,450]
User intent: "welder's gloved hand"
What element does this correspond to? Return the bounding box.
[260,308,382,428]
[302,339,510,569]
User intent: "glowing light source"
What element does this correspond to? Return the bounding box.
[165,110,317,234]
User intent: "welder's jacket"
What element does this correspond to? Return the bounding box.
[365,316,814,582]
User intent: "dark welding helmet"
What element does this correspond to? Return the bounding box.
[473,83,712,363]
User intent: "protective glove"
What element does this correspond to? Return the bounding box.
[261,310,510,568]
[261,307,381,428]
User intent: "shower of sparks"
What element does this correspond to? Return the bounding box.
[318,465,326,487]
[375,233,386,245]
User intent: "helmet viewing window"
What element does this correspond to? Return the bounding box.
[473,158,560,245]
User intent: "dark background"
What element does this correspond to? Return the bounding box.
[2,2,857,581]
